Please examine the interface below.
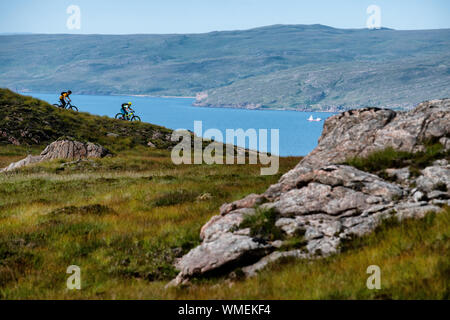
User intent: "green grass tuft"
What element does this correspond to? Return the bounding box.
[345,147,412,173]
[239,207,283,241]
[344,144,449,180]
[152,190,200,207]
[50,204,116,216]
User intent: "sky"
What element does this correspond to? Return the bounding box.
[0,0,449,34]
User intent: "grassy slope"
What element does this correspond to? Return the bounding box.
[170,208,449,300]
[0,145,301,299]
[0,90,448,299]
[1,25,450,110]
[0,88,174,152]
[0,143,448,299]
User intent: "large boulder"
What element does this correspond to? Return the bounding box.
[1,140,110,172]
[300,99,450,169]
[169,99,450,285]
[40,140,109,160]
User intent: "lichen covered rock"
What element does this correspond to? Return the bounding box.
[1,140,110,172]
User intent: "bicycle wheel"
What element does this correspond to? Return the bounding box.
[53,104,61,108]
[131,115,141,122]
[115,113,125,120]
[68,105,78,112]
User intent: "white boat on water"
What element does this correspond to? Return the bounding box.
[307,115,322,122]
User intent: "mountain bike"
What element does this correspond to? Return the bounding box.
[115,110,141,122]
[53,101,79,112]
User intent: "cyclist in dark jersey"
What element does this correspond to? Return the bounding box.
[59,90,72,108]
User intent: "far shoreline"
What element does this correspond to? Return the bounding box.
[192,103,342,113]
[16,89,342,113]
[15,89,196,100]
[127,94,196,99]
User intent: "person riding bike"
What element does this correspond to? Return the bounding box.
[121,102,134,120]
[59,90,72,108]
[115,102,140,121]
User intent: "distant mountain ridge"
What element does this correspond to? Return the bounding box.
[1,24,449,111]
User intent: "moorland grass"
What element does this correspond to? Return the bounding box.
[0,145,298,299]
[0,145,448,299]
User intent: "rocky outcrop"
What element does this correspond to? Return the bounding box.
[1,140,110,172]
[265,165,404,217]
[168,99,450,286]
[300,99,450,169]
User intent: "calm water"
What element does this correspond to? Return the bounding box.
[28,92,335,157]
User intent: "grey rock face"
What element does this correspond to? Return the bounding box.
[440,137,450,151]
[169,99,450,285]
[1,140,110,172]
[394,202,442,220]
[385,167,410,184]
[301,108,397,169]
[271,165,404,217]
[428,191,449,200]
[168,233,272,287]
[219,194,266,216]
[412,191,426,202]
[415,164,450,193]
[200,208,255,242]
[299,99,450,170]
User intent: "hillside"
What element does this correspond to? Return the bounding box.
[195,56,450,111]
[1,25,450,110]
[0,95,448,299]
[0,88,174,151]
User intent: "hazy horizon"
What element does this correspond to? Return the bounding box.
[1,0,449,34]
[2,23,450,37]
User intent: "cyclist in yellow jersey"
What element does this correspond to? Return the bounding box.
[59,90,72,108]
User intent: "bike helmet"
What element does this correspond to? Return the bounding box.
[128,102,132,106]
[68,90,72,94]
